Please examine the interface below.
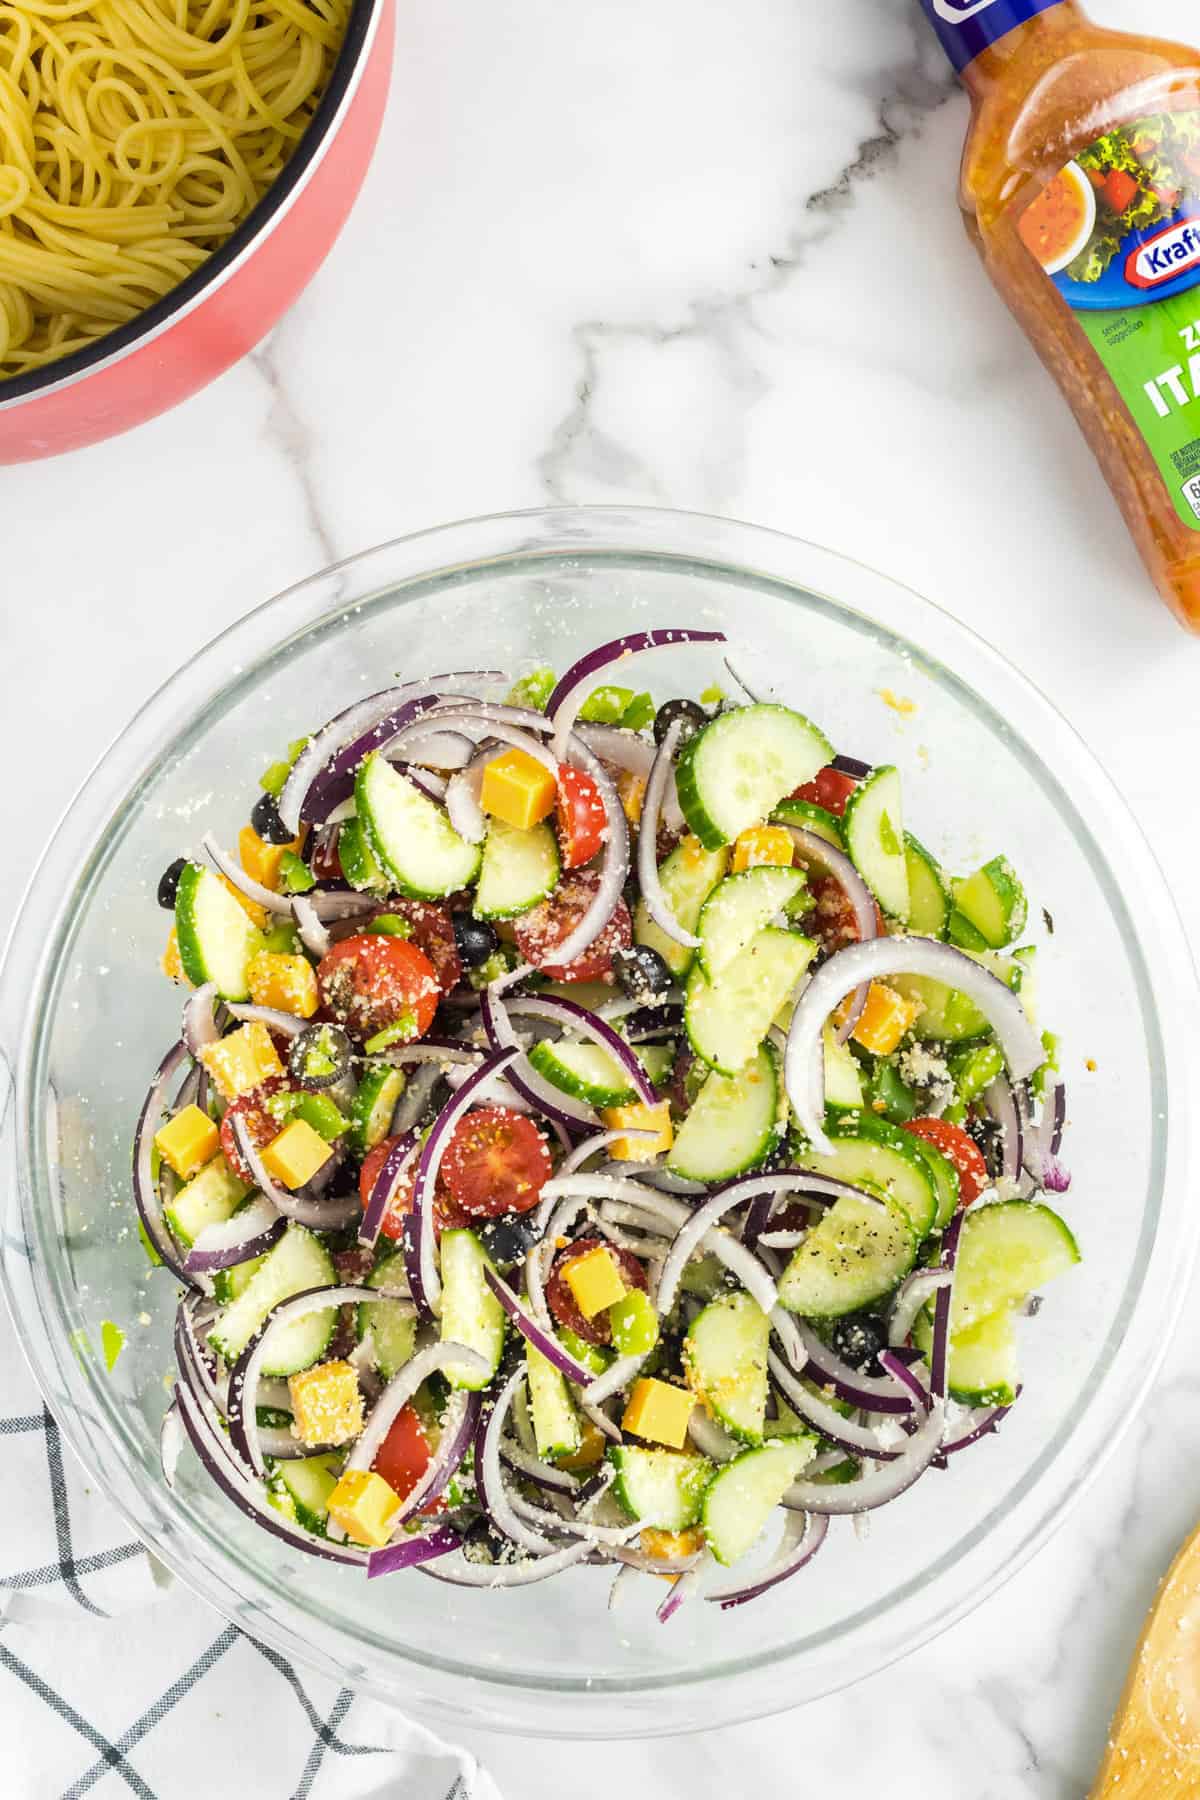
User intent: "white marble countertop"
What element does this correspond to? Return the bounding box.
[5,0,1200,1792]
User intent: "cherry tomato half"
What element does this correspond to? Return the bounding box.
[546,1236,649,1346]
[790,764,857,817]
[372,1401,444,1511]
[358,1135,469,1239]
[1102,167,1139,215]
[513,870,632,982]
[803,872,885,957]
[219,1076,290,1183]
[316,934,440,1042]
[440,1107,552,1217]
[555,766,607,871]
[901,1117,989,1208]
[370,900,462,995]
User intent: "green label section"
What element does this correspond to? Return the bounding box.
[1076,296,1200,530]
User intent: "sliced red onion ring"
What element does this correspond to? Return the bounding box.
[582,1352,649,1409]
[877,1348,931,1413]
[705,1509,829,1609]
[783,827,880,1043]
[573,723,657,780]
[132,1040,205,1290]
[782,1316,918,1415]
[291,894,330,959]
[546,629,726,761]
[981,1074,1023,1184]
[382,1038,484,1069]
[929,1209,964,1405]
[367,1524,465,1578]
[687,1410,740,1464]
[182,982,224,1057]
[201,832,292,917]
[400,729,475,771]
[358,1126,420,1249]
[655,1177,819,1320]
[1021,1071,1070,1191]
[174,1299,227,1418]
[184,1195,285,1274]
[941,1397,1016,1457]
[637,717,699,949]
[227,1283,376,1476]
[655,1559,707,1622]
[304,890,379,925]
[767,1351,901,1460]
[231,1116,359,1231]
[483,1266,595,1386]
[501,1441,580,1493]
[159,1397,185,1489]
[419,1535,602,1589]
[504,994,658,1106]
[888,1268,953,1351]
[395,1387,481,1526]
[479,983,599,1129]
[444,747,491,844]
[783,1396,946,1515]
[510,1489,638,1547]
[224,1002,309,1039]
[344,1341,487,1481]
[556,1129,655,1176]
[476,1368,560,1554]
[397,714,557,775]
[390,1061,442,1136]
[785,937,1045,1157]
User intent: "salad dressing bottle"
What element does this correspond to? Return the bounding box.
[919,1,1200,630]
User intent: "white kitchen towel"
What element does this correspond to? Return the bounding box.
[0,1303,500,1800]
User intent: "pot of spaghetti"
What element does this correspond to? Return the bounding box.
[0,0,391,462]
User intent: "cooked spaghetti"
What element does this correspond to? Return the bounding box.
[0,0,351,381]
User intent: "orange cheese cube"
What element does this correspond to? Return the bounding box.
[564,1246,628,1319]
[622,1377,695,1449]
[288,1359,363,1447]
[154,1104,220,1181]
[600,1100,673,1162]
[198,1022,284,1102]
[161,927,190,986]
[326,1468,403,1548]
[849,981,924,1057]
[247,951,319,1019]
[640,1525,705,1562]
[260,1117,332,1189]
[480,749,557,830]
[617,770,646,828]
[239,824,302,892]
[731,825,795,873]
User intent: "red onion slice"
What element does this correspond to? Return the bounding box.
[227,1283,377,1476]
[291,894,330,958]
[479,983,600,1129]
[482,1266,595,1386]
[941,1397,1016,1457]
[782,826,879,1043]
[573,723,658,780]
[582,1352,649,1409]
[504,994,659,1106]
[981,1074,1023,1183]
[182,982,224,1057]
[418,1536,600,1589]
[358,1125,420,1249]
[476,1368,560,1554]
[929,1210,963,1404]
[184,1195,285,1275]
[785,937,1045,1157]
[392,1387,481,1526]
[877,1348,931,1413]
[132,1040,205,1290]
[159,1397,185,1489]
[224,1002,309,1039]
[201,833,293,917]
[638,717,700,950]
[444,747,491,845]
[305,889,378,923]
[367,1524,465,1578]
[767,1351,902,1460]
[888,1269,953,1351]
[546,629,726,761]
[556,1129,655,1176]
[501,1441,580,1493]
[704,1509,829,1609]
[782,1396,946,1515]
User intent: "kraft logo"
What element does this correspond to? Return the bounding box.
[932,0,1000,17]
[1126,219,1200,289]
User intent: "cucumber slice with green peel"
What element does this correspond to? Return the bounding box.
[701,1439,816,1566]
[439,1229,506,1389]
[608,1446,713,1530]
[164,1155,250,1248]
[778,1192,917,1317]
[823,1024,865,1112]
[697,866,807,982]
[951,857,1028,951]
[357,1252,418,1380]
[843,766,909,921]
[892,949,1017,1044]
[904,834,952,938]
[272,1454,342,1534]
[356,752,481,901]
[526,1342,581,1459]
[634,839,729,979]
[685,927,816,1075]
[792,1114,938,1238]
[771,796,845,849]
[950,1200,1080,1336]
[946,909,989,952]
[175,862,263,999]
[208,1225,336,1374]
[213,1252,265,1305]
[528,1038,643,1108]
[339,815,386,892]
[684,1291,771,1445]
[639,1044,676,1090]
[1011,945,1038,1028]
[898,1126,960,1230]
[668,1043,781,1182]
[676,705,833,851]
[473,819,560,921]
[913,1305,1019,1407]
[348,1065,408,1157]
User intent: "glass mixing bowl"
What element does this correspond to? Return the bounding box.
[1,508,1195,1738]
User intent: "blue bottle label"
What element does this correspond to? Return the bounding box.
[919,0,1067,74]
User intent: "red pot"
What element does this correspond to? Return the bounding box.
[0,0,393,464]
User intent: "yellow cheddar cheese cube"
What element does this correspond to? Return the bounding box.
[247,951,319,1019]
[617,770,646,828]
[288,1359,364,1448]
[849,982,924,1057]
[622,1377,695,1450]
[161,927,190,986]
[480,748,557,830]
[731,825,795,873]
[154,1104,220,1181]
[261,1117,332,1189]
[198,1022,285,1102]
[563,1245,628,1320]
[640,1525,705,1562]
[239,824,302,892]
[326,1468,403,1549]
[600,1100,673,1162]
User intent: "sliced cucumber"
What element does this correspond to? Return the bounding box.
[904,834,952,938]
[685,927,815,1075]
[339,815,386,892]
[213,1253,264,1305]
[892,947,1018,1045]
[792,1115,937,1238]
[823,1024,865,1112]
[913,1304,1019,1407]
[777,1192,916,1317]
[273,1453,342,1533]
[528,1037,645,1108]
[348,1065,407,1157]
[701,1439,814,1566]
[357,1251,417,1380]
[684,1291,771,1445]
[164,1155,250,1248]
[608,1445,712,1530]
[175,862,262,999]
[209,1225,336,1374]
[951,856,1028,951]
[668,1042,781,1182]
[356,751,481,901]
[676,704,833,851]
[439,1229,505,1389]
[697,866,807,983]
[900,1126,960,1229]
[473,819,560,921]
[843,765,909,921]
[950,1200,1080,1336]
[634,838,729,979]
[526,1342,581,1459]
[771,796,845,849]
